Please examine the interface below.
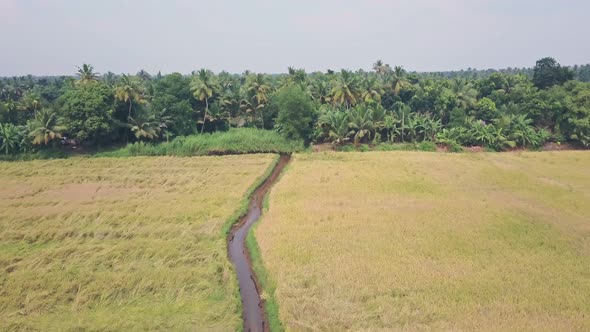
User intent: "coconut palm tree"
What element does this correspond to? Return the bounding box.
[373,60,391,77]
[239,98,257,127]
[2,100,19,124]
[191,69,218,134]
[153,111,173,141]
[244,73,272,128]
[387,66,410,96]
[286,67,307,86]
[27,109,65,145]
[361,75,384,103]
[450,78,478,110]
[219,87,242,128]
[127,114,161,140]
[102,72,118,87]
[136,69,151,82]
[0,82,9,101]
[20,92,42,117]
[331,70,361,108]
[348,105,374,146]
[371,105,388,136]
[76,64,100,85]
[324,111,351,145]
[310,79,332,104]
[115,74,146,119]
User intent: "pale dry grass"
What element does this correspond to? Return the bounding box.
[0,154,276,331]
[256,151,590,331]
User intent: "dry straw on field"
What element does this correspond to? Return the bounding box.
[256,151,590,331]
[0,155,275,331]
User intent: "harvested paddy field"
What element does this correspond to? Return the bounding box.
[255,151,590,331]
[0,154,276,331]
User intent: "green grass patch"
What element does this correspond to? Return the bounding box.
[99,129,303,158]
[336,141,438,152]
[247,222,285,332]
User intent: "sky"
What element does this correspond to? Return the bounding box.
[1,0,589,76]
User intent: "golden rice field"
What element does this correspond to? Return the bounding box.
[256,151,590,331]
[0,155,275,331]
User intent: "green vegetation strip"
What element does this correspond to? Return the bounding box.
[99,129,303,158]
[245,190,285,332]
[251,161,293,331]
[221,153,280,331]
[221,153,281,237]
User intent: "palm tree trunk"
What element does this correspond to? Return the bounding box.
[125,101,133,144]
[201,98,208,134]
[401,116,405,143]
[260,108,264,129]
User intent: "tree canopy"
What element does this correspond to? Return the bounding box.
[1,57,589,155]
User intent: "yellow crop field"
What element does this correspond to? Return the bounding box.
[256,151,590,331]
[0,155,275,331]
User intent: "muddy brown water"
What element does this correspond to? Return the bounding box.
[228,154,290,332]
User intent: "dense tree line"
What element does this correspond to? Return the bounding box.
[0,57,589,155]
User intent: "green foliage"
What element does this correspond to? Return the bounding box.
[331,70,361,108]
[503,114,544,147]
[0,123,24,154]
[556,81,590,146]
[27,109,65,145]
[274,85,314,143]
[114,74,147,120]
[98,128,303,157]
[126,114,161,141]
[76,64,100,85]
[533,57,574,89]
[0,102,8,123]
[243,73,272,129]
[414,141,437,151]
[151,73,195,136]
[191,69,219,133]
[348,104,375,145]
[436,127,468,152]
[1,57,589,153]
[324,110,351,145]
[576,65,590,82]
[339,141,437,152]
[59,82,115,144]
[474,97,498,122]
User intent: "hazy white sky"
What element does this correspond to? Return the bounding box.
[1,0,589,76]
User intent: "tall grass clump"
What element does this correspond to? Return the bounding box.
[98,128,304,157]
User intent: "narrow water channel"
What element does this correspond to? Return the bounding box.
[228,154,290,332]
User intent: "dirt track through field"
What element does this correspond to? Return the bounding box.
[228,154,290,332]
